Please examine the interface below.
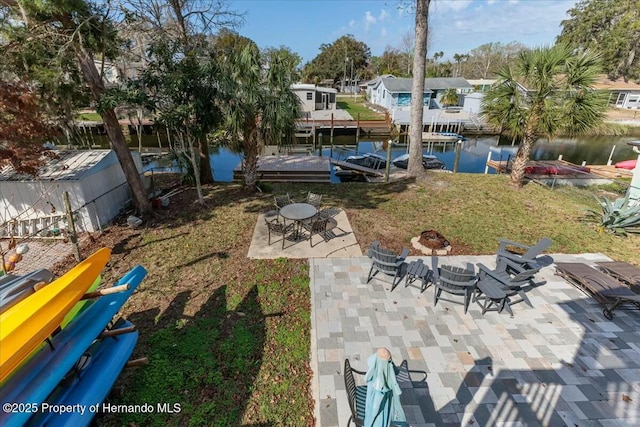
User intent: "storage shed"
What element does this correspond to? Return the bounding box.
[0,150,144,237]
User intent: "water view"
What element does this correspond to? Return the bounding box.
[92,134,639,183]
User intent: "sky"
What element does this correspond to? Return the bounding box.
[232,0,580,64]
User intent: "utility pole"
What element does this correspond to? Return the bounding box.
[350,59,354,98]
[342,55,348,93]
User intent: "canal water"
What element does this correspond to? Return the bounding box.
[86,134,639,183]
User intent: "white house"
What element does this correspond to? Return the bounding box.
[593,76,640,109]
[291,84,337,113]
[0,150,144,238]
[367,77,473,111]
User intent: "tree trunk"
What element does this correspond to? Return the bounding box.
[407,0,430,178]
[243,129,259,191]
[199,137,214,184]
[74,45,153,216]
[190,141,204,203]
[510,132,535,187]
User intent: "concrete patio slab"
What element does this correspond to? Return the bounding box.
[247,209,362,259]
[310,253,640,426]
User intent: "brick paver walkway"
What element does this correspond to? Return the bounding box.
[310,253,640,426]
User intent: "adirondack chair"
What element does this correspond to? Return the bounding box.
[433,265,477,314]
[496,237,552,270]
[477,259,542,311]
[366,241,409,289]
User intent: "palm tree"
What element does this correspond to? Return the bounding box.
[219,43,300,190]
[441,88,458,107]
[481,44,607,187]
[407,0,431,178]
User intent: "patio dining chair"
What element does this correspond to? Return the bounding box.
[433,265,477,314]
[265,217,293,249]
[306,192,323,209]
[344,359,367,427]
[302,215,330,247]
[274,194,293,219]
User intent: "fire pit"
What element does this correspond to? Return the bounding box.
[411,229,452,255]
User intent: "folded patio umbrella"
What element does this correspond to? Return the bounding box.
[363,348,406,427]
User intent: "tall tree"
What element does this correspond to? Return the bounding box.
[219,42,300,190]
[407,0,431,178]
[122,0,243,185]
[557,0,640,81]
[262,46,302,82]
[481,45,608,187]
[0,0,153,216]
[141,40,223,203]
[466,42,525,79]
[399,30,415,76]
[301,35,370,85]
[0,80,58,175]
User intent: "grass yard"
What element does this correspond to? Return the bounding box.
[55,173,638,426]
[75,112,103,121]
[336,95,385,121]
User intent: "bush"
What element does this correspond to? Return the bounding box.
[584,193,640,236]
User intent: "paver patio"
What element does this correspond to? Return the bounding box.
[310,253,640,426]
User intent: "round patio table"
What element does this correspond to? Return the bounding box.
[279,203,317,241]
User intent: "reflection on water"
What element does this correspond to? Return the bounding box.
[80,134,639,183]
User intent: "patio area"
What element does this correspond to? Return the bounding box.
[247,208,362,259]
[310,252,640,426]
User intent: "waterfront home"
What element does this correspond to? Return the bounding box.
[367,76,472,111]
[291,84,337,113]
[593,75,640,110]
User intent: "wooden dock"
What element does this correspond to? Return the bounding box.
[485,159,631,184]
[233,155,331,183]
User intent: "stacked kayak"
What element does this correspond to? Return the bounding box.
[615,159,637,170]
[0,248,147,427]
[0,269,54,314]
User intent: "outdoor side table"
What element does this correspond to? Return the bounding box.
[474,278,513,316]
[279,203,317,241]
[405,259,433,292]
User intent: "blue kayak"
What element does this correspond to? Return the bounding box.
[0,269,54,314]
[0,265,147,427]
[28,319,139,427]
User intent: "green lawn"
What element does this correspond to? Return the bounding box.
[75,112,103,121]
[89,174,638,426]
[336,95,385,120]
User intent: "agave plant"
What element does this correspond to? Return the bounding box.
[584,193,640,236]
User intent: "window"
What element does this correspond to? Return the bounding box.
[306,92,313,100]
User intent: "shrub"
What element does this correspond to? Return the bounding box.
[584,193,640,236]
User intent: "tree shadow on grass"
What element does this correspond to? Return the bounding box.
[105,284,285,426]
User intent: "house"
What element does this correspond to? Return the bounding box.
[593,76,640,109]
[465,79,497,93]
[0,150,145,238]
[291,84,337,113]
[367,76,473,111]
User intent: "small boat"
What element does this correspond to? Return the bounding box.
[345,153,387,170]
[392,153,446,170]
[615,159,637,170]
[438,132,467,141]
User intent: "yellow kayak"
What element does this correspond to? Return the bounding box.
[0,248,111,382]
